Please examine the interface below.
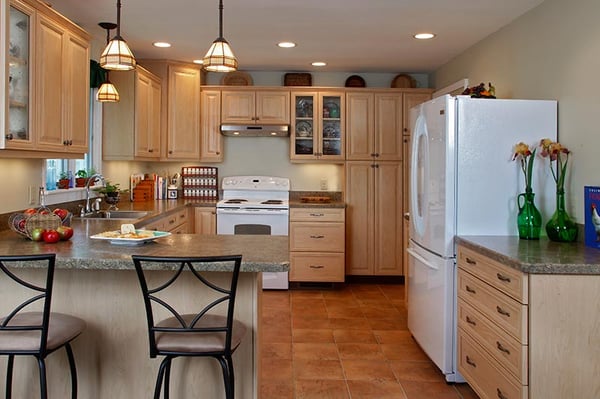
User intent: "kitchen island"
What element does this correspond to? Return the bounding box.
[0,220,289,398]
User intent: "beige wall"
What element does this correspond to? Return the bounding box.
[434,0,600,222]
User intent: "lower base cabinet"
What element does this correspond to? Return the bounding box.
[193,207,216,234]
[457,244,600,399]
[289,208,345,282]
[143,208,189,233]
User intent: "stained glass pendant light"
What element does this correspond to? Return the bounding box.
[202,0,238,72]
[99,0,136,71]
[97,22,120,102]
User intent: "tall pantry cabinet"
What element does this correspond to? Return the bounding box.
[345,90,431,276]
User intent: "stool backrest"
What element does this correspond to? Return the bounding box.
[132,255,243,356]
[0,254,56,356]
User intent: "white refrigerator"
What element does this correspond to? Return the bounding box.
[407,94,557,382]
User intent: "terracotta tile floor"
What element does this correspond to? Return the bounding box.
[260,283,480,399]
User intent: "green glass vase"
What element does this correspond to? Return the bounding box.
[517,190,542,240]
[545,189,578,242]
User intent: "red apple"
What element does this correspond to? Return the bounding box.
[53,208,69,220]
[23,208,36,216]
[42,229,60,243]
[30,227,46,242]
[56,226,74,241]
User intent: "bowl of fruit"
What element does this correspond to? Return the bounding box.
[9,207,74,242]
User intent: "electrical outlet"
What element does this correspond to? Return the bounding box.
[320,178,328,191]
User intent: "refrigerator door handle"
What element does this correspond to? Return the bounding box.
[410,115,429,238]
[407,247,439,271]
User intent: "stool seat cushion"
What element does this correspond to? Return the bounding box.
[155,314,247,353]
[0,312,86,352]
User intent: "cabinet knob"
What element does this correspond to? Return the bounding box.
[403,128,409,133]
[374,153,380,158]
[169,150,173,154]
[216,152,220,155]
[148,149,154,153]
[5,134,13,140]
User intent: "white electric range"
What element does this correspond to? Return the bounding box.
[216,176,290,289]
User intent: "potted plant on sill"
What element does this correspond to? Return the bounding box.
[57,172,70,189]
[75,168,97,187]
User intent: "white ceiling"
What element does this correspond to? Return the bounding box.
[46,0,545,73]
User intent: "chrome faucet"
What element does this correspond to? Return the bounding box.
[81,174,105,216]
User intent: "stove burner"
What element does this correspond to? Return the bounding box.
[261,200,283,205]
[225,199,248,204]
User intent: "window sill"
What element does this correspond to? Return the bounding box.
[44,187,100,206]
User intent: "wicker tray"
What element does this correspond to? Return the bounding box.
[284,73,312,86]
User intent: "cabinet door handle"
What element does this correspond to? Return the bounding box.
[310,234,325,239]
[309,213,324,217]
[497,388,508,399]
[466,316,477,326]
[496,273,511,283]
[465,257,477,265]
[496,341,511,355]
[465,285,476,294]
[370,153,376,157]
[309,265,324,269]
[496,306,511,317]
[465,356,477,368]
[148,149,154,153]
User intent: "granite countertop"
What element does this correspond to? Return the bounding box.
[457,236,600,275]
[0,211,289,272]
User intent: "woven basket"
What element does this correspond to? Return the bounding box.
[9,209,72,240]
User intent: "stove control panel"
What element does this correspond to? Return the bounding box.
[222,176,290,191]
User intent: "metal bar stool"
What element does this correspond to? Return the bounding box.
[132,254,246,399]
[0,254,86,399]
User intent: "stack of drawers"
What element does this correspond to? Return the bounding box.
[457,245,529,399]
[289,208,345,282]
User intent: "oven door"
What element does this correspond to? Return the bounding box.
[216,207,289,289]
[216,208,289,236]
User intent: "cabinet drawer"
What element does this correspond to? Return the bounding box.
[290,222,344,252]
[458,245,528,303]
[290,208,345,222]
[290,252,345,282]
[458,270,528,344]
[164,209,188,231]
[458,331,527,399]
[458,298,527,383]
[170,222,189,234]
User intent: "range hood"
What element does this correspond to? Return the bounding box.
[220,124,289,137]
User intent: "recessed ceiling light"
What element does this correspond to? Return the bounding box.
[414,33,435,40]
[153,41,171,48]
[311,61,327,67]
[193,59,204,64]
[277,42,296,48]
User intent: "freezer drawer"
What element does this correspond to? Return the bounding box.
[407,242,456,378]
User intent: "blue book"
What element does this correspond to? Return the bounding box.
[584,186,600,249]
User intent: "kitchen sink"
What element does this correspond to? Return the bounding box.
[77,210,149,220]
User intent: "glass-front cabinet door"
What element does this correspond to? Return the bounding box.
[3,0,34,149]
[291,91,344,161]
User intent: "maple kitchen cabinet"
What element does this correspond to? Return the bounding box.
[456,239,600,399]
[345,161,403,275]
[141,60,203,160]
[290,91,345,162]
[289,208,345,282]
[221,88,289,125]
[2,0,90,155]
[193,206,216,235]
[103,66,162,160]
[199,90,223,162]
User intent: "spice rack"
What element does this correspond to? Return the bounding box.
[181,166,218,201]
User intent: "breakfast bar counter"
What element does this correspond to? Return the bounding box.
[0,221,289,398]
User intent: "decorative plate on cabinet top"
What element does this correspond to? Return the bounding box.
[221,71,253,86]
[345,75,366,87]
[391,73,416,88]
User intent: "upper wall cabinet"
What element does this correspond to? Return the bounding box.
[200,90,223,162]
[290,90,345,162]
[142,60,204,161]
[221,89,290,125]
[1,0,90,156]
[103,66,162,161]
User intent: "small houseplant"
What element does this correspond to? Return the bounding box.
[75,168,97,187]
[94,181,127,210]
[57,172,70,189]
